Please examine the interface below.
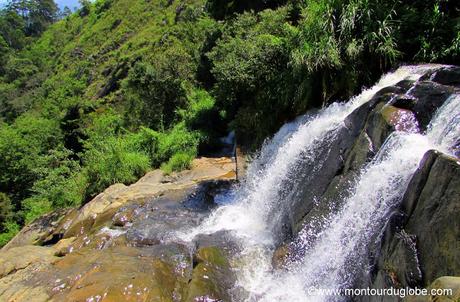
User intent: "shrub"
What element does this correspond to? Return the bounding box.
[83,134,150,199]
[4,57,39,82]
[208,8,300,147]
[153,122,200,166]
[0,115,62,202]
[161,152,195,174]
[128,127,160,166]
[79,0,91,17]
[123,53,193,130]
[0,220,19,247]
[21,197,53,224]
[31,159,87,208]
[179,88,216,129]
[179,87,225,152]
[206,0,288,20]
[0,193,13,231]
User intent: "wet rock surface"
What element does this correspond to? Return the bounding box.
[402,153,460,284]
[187,246,235,302]
[421,66,460,87]
[49,246,192,302]
[3,208,73,250]
[291,79,423,237]
[367,151,460,300]
[406,81,454,130]
[0,157,237,302]
[284,66,460,299]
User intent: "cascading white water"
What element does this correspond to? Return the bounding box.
[178,65,437,244]
[175,65,458,301]
[255,95,460,302]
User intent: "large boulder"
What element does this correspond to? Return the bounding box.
[2,208,72,250]
[369,151,460,297]
[424,66,460,87]
[51,245,192,302]
[292,94,419,236]
[186,246,235,302]
[0,246,59,301]
[405,81,454,130]
[289,94,394,234]
[3,157,236,250]
[404,153,460,284]
[0,245,59,278]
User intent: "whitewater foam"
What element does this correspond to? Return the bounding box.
[175,65,457,302]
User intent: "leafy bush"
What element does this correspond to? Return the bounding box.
[79,0,92,17]
[81,112,201,198]
[83,138,150,199]
[0,115,62,202]
[30,155,87,208]
[179,88,216,128]
[0,220,19,247]
[4,57,39,82]
[208,8,300,146]
[161,152,195,174]
[21,197,53,224]
[153,122,200,167]
[82,112,150,199]
[206,0,287,19]
[0,193,13,231]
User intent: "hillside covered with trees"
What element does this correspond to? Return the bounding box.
[0,0,459,245]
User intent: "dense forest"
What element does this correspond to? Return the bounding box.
[0,0,458,245]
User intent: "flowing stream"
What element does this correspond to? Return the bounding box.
[176,65,460,301]
[253,94,460,302]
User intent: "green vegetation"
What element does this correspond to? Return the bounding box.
[0,0,458,244]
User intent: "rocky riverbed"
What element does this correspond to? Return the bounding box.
[0,157,238,301]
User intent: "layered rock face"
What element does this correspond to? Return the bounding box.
[281,67,457,242]
[368,151,460,302]
[275,66,460,300]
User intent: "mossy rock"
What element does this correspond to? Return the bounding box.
[186,246,234,302]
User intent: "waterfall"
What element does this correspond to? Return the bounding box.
[256,95,460,302]
[178,65,435,243]
[175,65,459,301]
